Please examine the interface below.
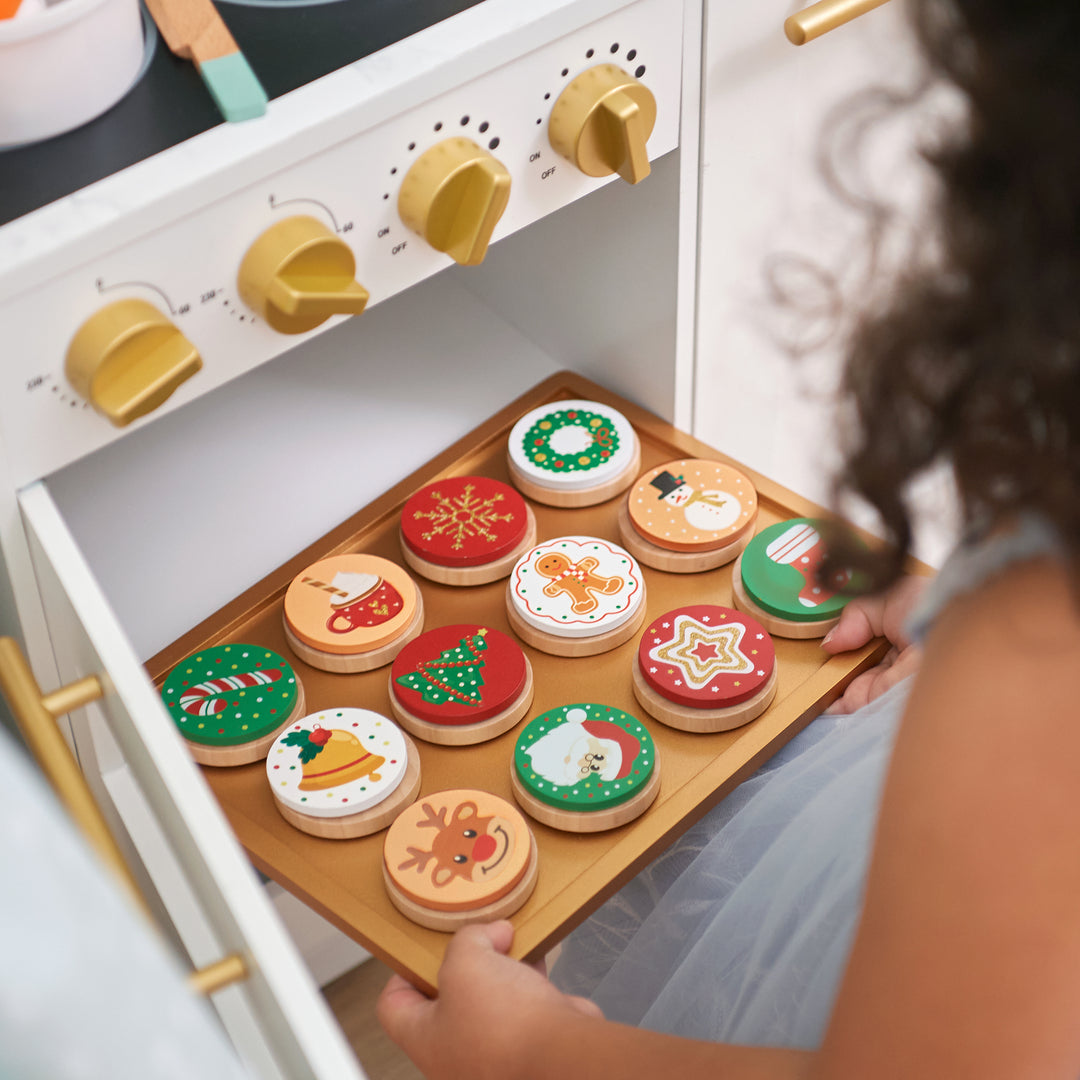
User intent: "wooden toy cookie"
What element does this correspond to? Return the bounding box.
[389,625,534,746]
[510,703,660,832]
[506,535,647,657]
[632,605,778,732]
[266,708,421,839]
[507,399,640,507]
[282,553,424,672]
[732,518,853,638]
[399,475,537,586]
[160,644,304,766]
[383,789,539,931]
[618,459,758,572]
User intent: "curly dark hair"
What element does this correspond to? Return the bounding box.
[829,0,1080,589]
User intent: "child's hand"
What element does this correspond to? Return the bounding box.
[377,920,602,1080]
[821,574,929,714]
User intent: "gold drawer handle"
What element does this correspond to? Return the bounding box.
[785,0,890,45]
[0,637,248,997]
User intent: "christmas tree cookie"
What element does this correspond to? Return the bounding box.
[506,535,647,657]
[618,459,759,573]
[507,399,640,507]
[266,708,421,839]
[389,625,534,745]
[733,518,854,638]
[632,605,778,732]
[160,644,304,766]
[510,704,660,832]
[399,475,537,586]
[282,553,424,673]
[383,789,538,932]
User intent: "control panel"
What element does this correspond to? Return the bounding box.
[0,0,682,483]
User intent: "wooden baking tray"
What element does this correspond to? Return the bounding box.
[147,371,887,994]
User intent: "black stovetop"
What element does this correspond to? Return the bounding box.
[0,0,486,228]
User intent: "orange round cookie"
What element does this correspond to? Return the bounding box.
[383,789,538,930]
[283,553,423,672]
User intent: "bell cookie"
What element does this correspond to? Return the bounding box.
[266,708,420,839]
[511,703,660,832]
[632,605,777,732]
[283,553,423,672]
[507,399,640,507]
[160,644,304,766]
[399,475,536,587]
[383,789,538,931]
[389,624,533,745]
[506,535,646,656]
[618,459,758,572]
[733,518,853,639]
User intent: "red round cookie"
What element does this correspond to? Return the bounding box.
[390,625,528,727]
[637,605,775,709]
[400,476,530,568]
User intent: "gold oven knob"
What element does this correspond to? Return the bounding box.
[237,215,370,335]
[65,299,203,427]
[397,137,512,266]
[548,64,657,184]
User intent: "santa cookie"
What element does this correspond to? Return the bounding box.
[506,536,647,656]
[282,553,424,672]
[160,644,304,766]
[399,475,537,586]
[618,459,758,573]
[511,703,660,832]
[632,605,777,732]
[383,789,538,931]
[266,708,421,839]
[507,399,640,507]
[733,518,853,638]
[389,625,534,745]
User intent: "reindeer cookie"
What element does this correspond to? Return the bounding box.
[507,399,640,507]
[632,605,778,732]
[733,518,854,639]
[283,553,424,672]
[399,475,537,586]
[383,789,538,931]
[507,536,647,657]
[266,708,421,839]
[618,459,759,573]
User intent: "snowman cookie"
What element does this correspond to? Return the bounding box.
[510,703,660,832]
[506,536,647,656]
[618,459,758,572]
[282,553,424,672]
[383,789,538,931]
[389,624,534,745]
[399,475,537,586]
[160,644,304,766]
[732,518,853,638]
[507,399,640,507]
[632,605,778,732]
[266,708,421,838]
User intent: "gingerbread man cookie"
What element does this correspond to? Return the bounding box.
[507,536,646,656]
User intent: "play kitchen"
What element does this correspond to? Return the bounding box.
[0,0,899,1077]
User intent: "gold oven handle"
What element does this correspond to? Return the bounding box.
[784,0,891,45]
[0,637,247,996]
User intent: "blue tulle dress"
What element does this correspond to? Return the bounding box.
[549,516,1062,1049]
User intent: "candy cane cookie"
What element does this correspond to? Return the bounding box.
[160,644,305,766]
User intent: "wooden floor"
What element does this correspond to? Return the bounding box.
[322,958,424,1080]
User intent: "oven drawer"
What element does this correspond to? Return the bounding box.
[14,481,365,1080]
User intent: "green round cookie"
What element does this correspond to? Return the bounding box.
[161,644,299,748]
[513,703,655,811]
[740,518,852,622]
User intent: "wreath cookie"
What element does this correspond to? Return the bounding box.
[160,644,303,766]
[507,399,640,507]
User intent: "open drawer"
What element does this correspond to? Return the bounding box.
[141,371,888,994]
